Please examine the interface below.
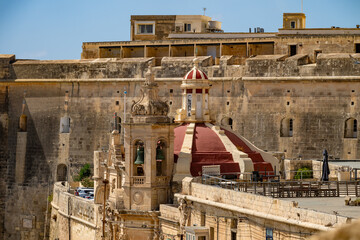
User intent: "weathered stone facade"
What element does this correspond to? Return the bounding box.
[1,12,360,239]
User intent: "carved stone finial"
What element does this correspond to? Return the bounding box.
[145,61,154,85]
[131,61,169,117]
[193,58,199,68]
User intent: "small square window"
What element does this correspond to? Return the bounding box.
[352,90,355,92]
[227,90,230,93]
[169,101,172,105]
[117,91,120,93]
[351,101,354,105]
[116,101,119,105]
[170,89,173,93]
[287,90,290,93]
[287,101,290,105]
[227,101,230,106]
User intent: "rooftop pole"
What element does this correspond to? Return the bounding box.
[301,0,303,13]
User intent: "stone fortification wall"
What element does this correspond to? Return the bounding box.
[50,182,99,240]
[1,54,360,238]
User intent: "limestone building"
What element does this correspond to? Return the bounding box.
[0,12,360,239]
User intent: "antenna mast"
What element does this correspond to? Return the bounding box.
[301,0,303,13]
[203,7,206,16]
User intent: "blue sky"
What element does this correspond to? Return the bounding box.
[0,0,359,60]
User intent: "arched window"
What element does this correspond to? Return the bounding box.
[156,140,167,176]
[344,118,357,138]
[280,118,293,137]
[221,117,233,129]
[134,140,145,176]
[56,164,67,181]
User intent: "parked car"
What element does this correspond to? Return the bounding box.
[85,192,94,200]
[75,188,93,198]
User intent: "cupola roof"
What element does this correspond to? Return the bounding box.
[184,66,208,80]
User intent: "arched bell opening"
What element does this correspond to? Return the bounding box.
[156,139,167,176]
[56,164,67,182]
[133,140,145,176]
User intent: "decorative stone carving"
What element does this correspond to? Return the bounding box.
[133,191,144,205]
[131,62,169,116]
[178,198,191,233]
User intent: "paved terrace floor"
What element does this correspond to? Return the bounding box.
[284,197,360,219]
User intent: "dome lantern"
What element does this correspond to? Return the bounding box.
[175,58,211,123]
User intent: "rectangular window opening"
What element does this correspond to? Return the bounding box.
[289,45,297,56]
[266,228,273,240]
[137,24,154,34]
[290,21,296,29]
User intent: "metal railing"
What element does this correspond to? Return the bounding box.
[201,174,360,198]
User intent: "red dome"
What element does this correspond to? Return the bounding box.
[173,123,274,177]
[184,66,208,80]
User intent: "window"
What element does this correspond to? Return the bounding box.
[290,21,296,29]
[266,228,273,240]
[344,118,357,138]
[135,22,155,35]
[138,24,153,34]
[184,23,191,32]
[280,118,293,137]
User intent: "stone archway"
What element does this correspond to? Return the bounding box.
[221,117,233,129]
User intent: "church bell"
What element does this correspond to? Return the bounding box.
[156,147,165,162]
[134,146,144,164]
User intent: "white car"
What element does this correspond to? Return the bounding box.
[75,188,93,198]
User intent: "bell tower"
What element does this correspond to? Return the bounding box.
[123,61,177,211]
